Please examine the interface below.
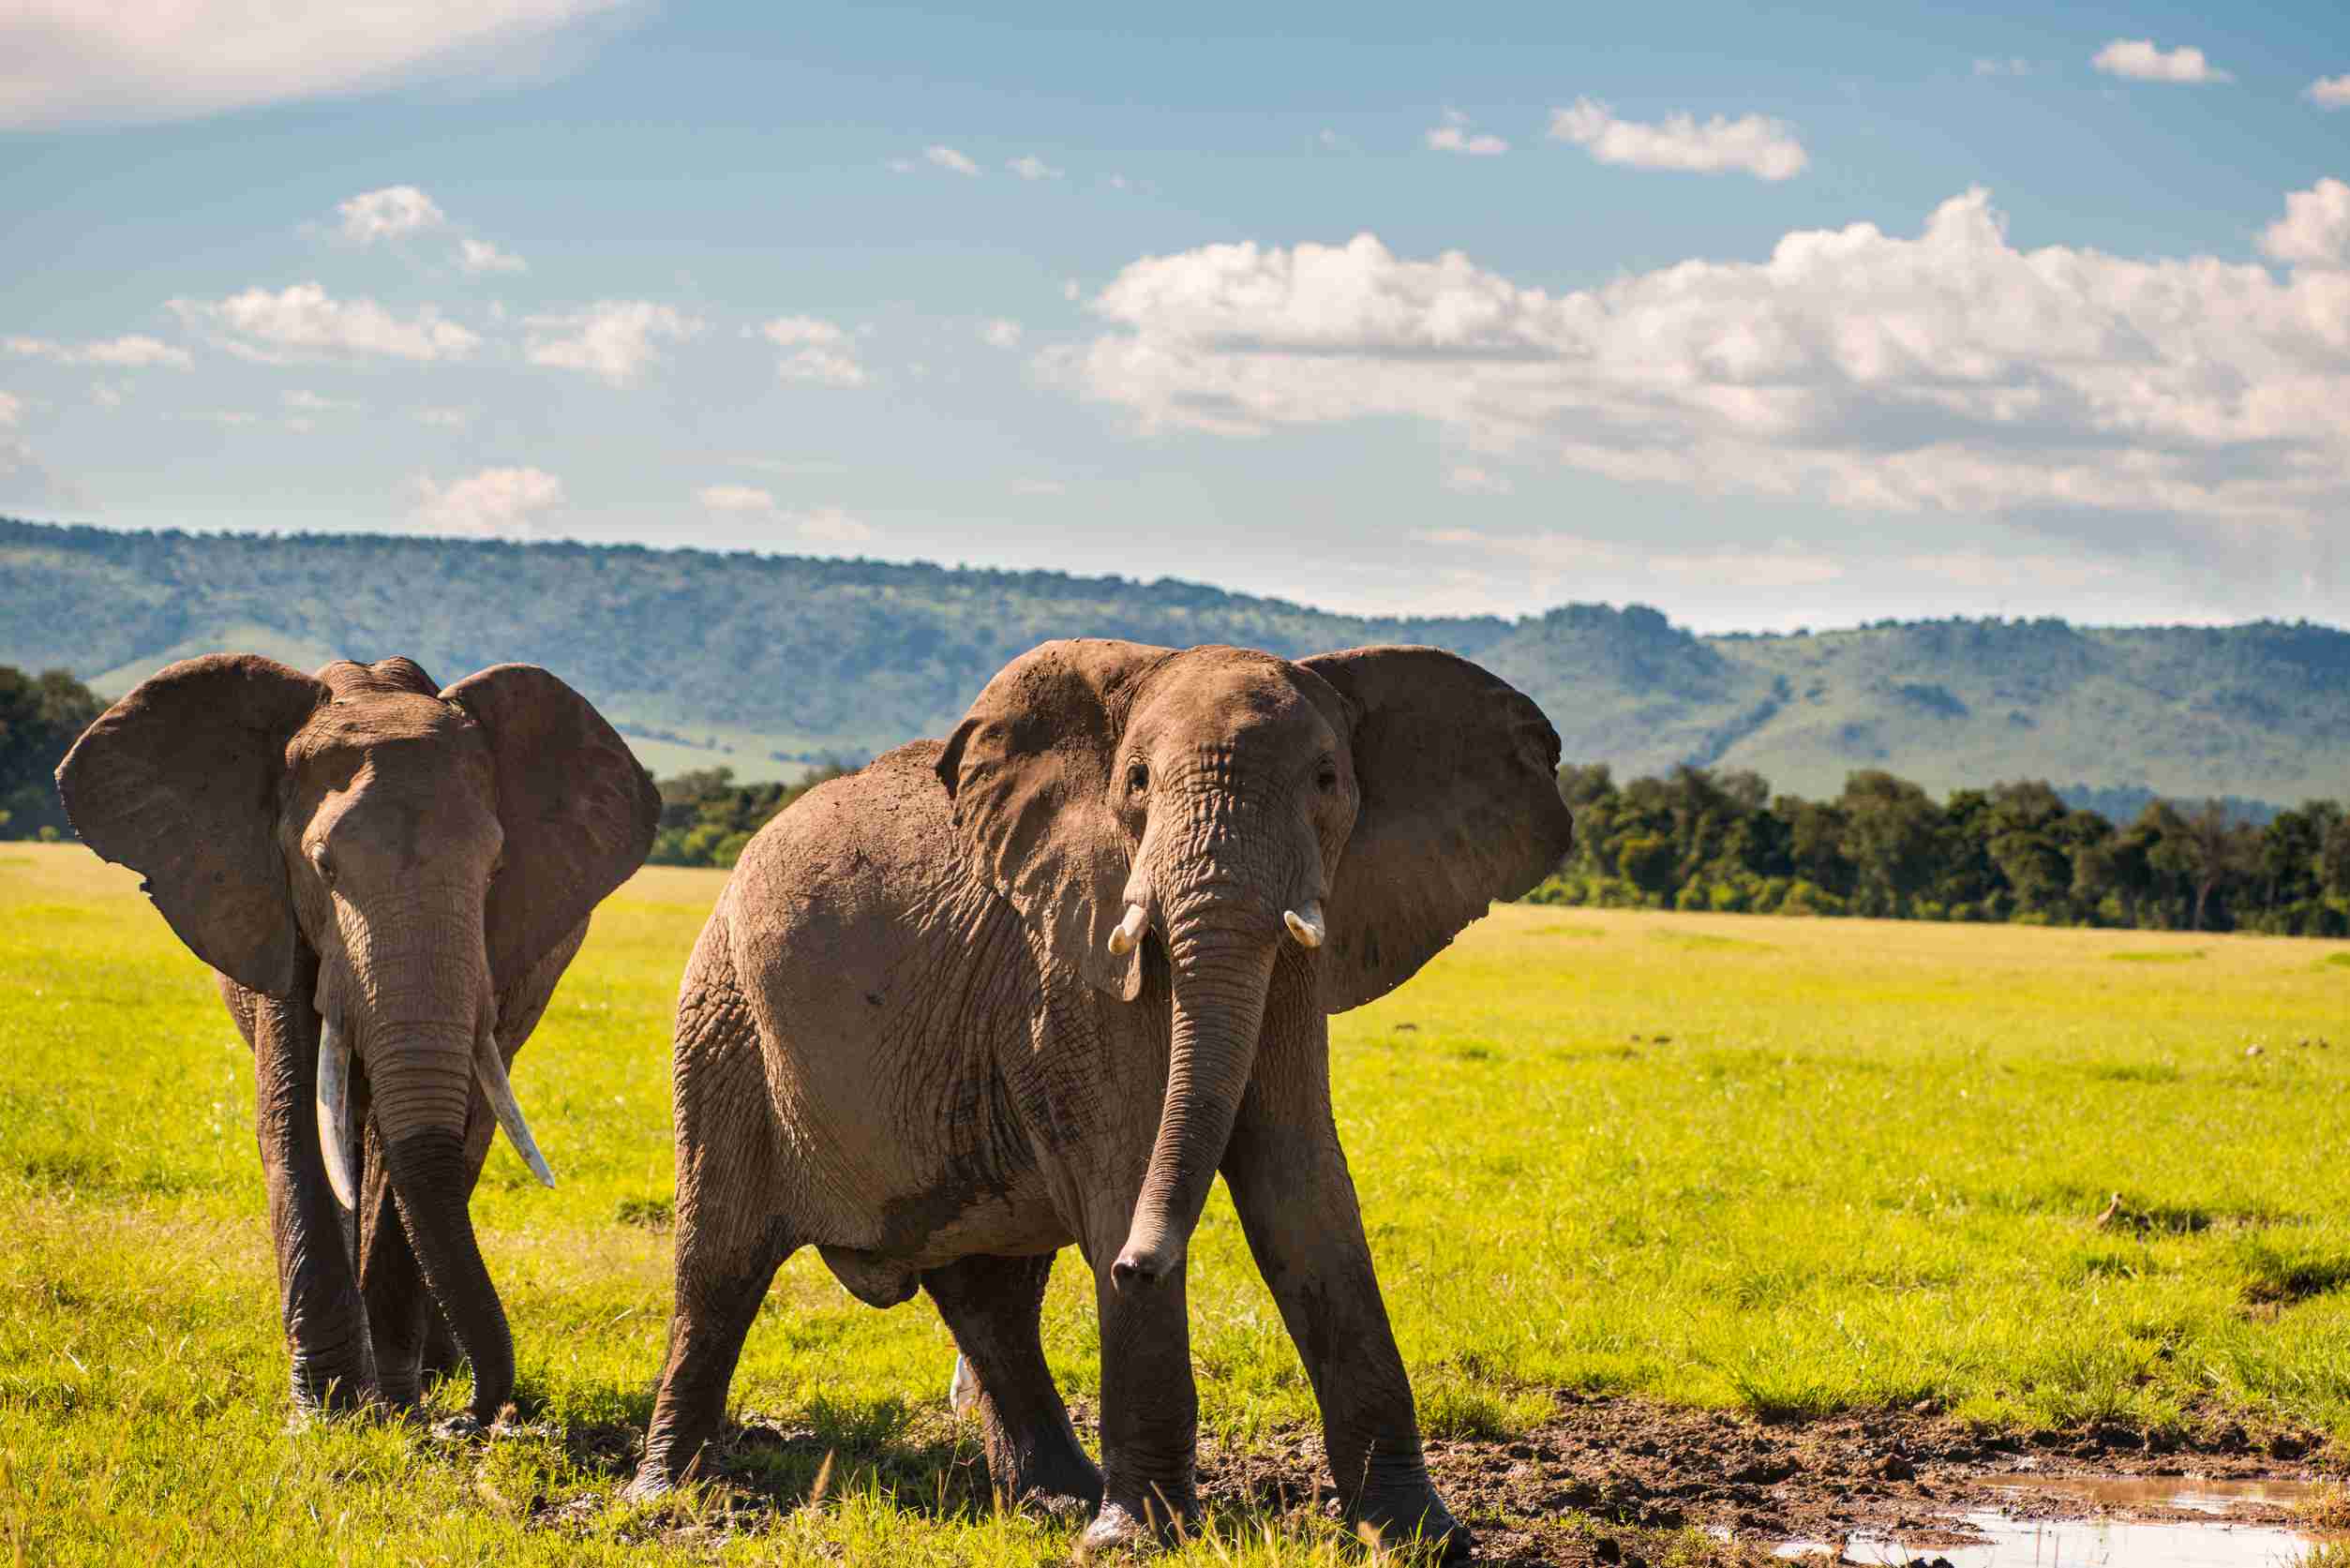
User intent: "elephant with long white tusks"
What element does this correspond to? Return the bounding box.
[56,654,658,1425]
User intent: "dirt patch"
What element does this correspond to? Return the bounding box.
[1198,1394,2338,1565]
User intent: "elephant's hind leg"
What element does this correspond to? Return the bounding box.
[631,936,798,1499]
[924,1252,1100,1515]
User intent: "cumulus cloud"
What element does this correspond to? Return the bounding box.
[1549,98,1807,180]
[794,505,872,545]
[2090,39,2231,84]
[1,0,639,130]
[0,391,20,427]
[411,465,563,534]
[696,483,774,513]
[1008,155,1063,180]
[2260,178,2350,269]
[2308,75,2350,110]
[171,284,480,364]
[925,144,980,176]
[1426,109,1508,156]
[1052,182,2350,533]
[757,316,867,387]
[457,236,528,275]
[337,186,445,244]
[4,334,192,369]
[979,318,1024,349]
[523,300,700,385]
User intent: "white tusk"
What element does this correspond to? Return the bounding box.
[949,1353,979,1415]
[1107,902,1149,957]
[1283,901,1326,949]
[473,1034,556,1189]
[316,1017,358,1211]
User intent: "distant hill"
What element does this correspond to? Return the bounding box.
[3,516,2343,806]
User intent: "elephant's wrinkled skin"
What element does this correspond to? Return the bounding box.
[55,654,657,1423]
[630,641,1573,1559]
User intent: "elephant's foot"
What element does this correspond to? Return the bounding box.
[1076,1489,1197,1558]
[996,1442,1102,1519]
[1353,1486,1472,1563]
[287,1355,375,1426]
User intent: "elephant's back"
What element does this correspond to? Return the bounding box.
[723,739,965,928]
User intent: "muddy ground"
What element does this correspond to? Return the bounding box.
[1201,1394,2338,1564]
[576,1395,2340,1563]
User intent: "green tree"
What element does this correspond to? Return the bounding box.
[0,665,101,841]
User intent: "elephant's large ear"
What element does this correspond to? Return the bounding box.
[936,638,1173,1001]
[54,654,329,997]
[1299,646,1574,1012]
[441,665,660,988]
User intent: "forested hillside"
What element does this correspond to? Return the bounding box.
[5,516,2345,805]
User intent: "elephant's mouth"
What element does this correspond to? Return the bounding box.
[311,1007,557,1211]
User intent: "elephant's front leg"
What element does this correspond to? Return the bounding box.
[1221,1073,1470,1562]
[1082,1250,1202,1552]
[242,980,375,1416]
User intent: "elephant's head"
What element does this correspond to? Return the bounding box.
[938,640,1572,1289]
[55,653,658,1420]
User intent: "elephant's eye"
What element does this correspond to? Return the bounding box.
[1317,764,1339,793]
[1126,762,1149,795]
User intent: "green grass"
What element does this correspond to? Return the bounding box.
[7,846,2350,1561]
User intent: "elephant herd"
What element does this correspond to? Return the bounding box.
[54,637,1576,1561]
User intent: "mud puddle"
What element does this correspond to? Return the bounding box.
[1773,1506,2332,1567]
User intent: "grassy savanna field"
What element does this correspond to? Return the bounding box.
[7,844,2350,1564]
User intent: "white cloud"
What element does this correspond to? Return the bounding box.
[171,283,480,364]
[0,391,20,426]
[2090,39,2231,84]
[411,465,563,534]
[2307,75,2350,110]
[979,318,1024,349]
[413,405,472,428]
[523,300,700,386]
[1063,278,1081,302]
[794,505,872,545]
[337,186,445,244]
[1055,182,2350,532]
[1008,155,1063,181]
[1973,57,2033,77]
[887,157,918,174]
[925,144,981,176]
[6,334,193,369]
[1,0,639,130]
[1549,97,1807,180]
[1443,464,1513,496]
[457,236,529,275]
[1011,477,1068,496]
[2260,178,2350,269]
[696,483,774,513]
[281,389,354,412]
[1318,128,1350,151]
[1426,109,1508,157]
[757,316,867,387]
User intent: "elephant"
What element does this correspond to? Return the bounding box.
[54,653,658,1426]
[628,639,1573,1559]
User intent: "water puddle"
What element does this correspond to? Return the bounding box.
[1768,1474,2334,1567]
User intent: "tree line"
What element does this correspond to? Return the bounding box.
[1538,764,2350,935]
[0,665,100,840]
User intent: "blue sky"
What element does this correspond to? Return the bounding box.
[4,1,2348,631]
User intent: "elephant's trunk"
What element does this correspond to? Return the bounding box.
[369,1026,515,1424]
[1112,914,1276,1290]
